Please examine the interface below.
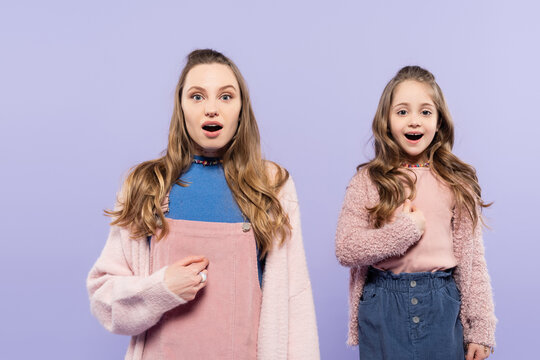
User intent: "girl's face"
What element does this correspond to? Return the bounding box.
[389,80,438,163]
[181,63,242,157]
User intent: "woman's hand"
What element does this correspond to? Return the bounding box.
[164,255,209,301]
[466,343,492,360]
[402,199,426,233]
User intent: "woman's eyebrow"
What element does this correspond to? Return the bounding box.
[186,85,237,93]
[219,85,237,92]
[186,86,206,93]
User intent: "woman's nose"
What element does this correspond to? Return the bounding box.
[205,101,218,117]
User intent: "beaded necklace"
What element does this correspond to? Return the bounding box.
[400,161,430,168]
[192,158,223,166]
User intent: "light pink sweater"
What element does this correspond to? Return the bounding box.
[375,167,457,273]
[335,169,496,347]
[87,177,320,360]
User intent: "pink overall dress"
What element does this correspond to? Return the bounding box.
[141,218,262,359]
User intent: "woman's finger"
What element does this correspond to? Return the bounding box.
[177,255,206,266]
[188,258,209,273]
[195,270,209,291]
[198,269,208,283]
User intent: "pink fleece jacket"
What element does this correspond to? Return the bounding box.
[335,169,496,348]
[87,176,320,360]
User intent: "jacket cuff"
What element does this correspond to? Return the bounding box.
[146,266,187,312]
[463,316,497,348]
[393,213,424,248]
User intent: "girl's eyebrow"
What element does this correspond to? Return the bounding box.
[392,102,409,109]
[392,102,435,109]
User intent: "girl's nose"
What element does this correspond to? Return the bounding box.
[408,117,421,127]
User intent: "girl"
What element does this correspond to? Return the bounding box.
[335,66,496,360]
[88,49,319,360]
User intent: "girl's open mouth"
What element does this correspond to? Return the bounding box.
[405,133,423,141]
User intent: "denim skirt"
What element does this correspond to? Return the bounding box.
[357,267,465,360]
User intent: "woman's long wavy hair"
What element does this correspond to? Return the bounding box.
[359,66,490,229]
[106,49,291,258]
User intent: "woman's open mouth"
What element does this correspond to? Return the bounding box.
[202,122,223,138]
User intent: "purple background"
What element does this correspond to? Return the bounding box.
[1,1,538,358]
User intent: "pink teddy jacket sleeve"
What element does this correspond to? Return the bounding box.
[86,224,186,336]
[335,170,423,267]
[452,211,497,347]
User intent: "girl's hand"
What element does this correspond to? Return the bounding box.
[164,255,209,301]
[402,199,426,233]
[466,343,492,360]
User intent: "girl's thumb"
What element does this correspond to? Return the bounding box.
[403,199,411,212]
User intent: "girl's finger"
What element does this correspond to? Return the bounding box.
[403,199,411,212]
[465,346,476,360]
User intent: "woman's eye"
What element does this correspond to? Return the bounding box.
[422,110,432,116]
[221,94,232,101]
[397,110,407,116]
[192,94,203,101]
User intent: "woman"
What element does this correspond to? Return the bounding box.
[87,49,319,359]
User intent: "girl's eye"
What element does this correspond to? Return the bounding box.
[422,110,432,116]
[192,94,203,101]
[221,94,232,101]
[397,110,407,116]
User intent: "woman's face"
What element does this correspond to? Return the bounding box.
[181,63,242,158]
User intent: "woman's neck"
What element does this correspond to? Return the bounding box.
[192,142,228,158]
[193,146,224,159]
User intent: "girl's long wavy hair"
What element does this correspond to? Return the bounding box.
[106,49,291,258]
[359,66,490,229]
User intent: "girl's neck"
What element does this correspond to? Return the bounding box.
[400,161,430,168]
[400,155,430,168]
